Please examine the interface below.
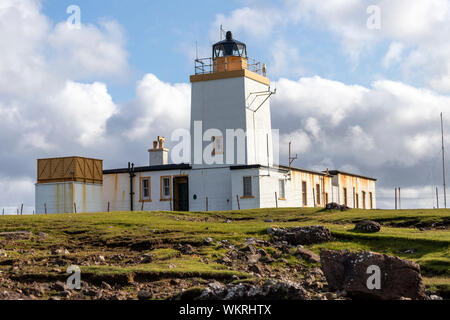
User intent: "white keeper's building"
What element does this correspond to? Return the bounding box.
[35,31,376,214]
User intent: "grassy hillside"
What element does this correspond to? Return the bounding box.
[0,208,449,299]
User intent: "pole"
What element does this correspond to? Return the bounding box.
[275,192,278,208]
[395,188,397,210]
[441,113,447,208]
[44,203,47,215]
[107,202,110,213]
[236,195,240,210]
[20,204,23,216]
[74,202,77,214]
[436,187,440,209]
[399,187,401,210]
[206,197,209,212]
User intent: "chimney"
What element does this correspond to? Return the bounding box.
[148,136,169,166]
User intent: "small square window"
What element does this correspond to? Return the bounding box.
[161,176,171,199]
[243,176,252,197]
[141,178,151,201]
[279,179,286,199]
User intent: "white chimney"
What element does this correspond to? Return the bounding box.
[148,136,168,166]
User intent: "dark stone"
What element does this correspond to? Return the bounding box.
[0,231,32,240]
[296,247,320,263]
[325,203,350,211]
[320,250,426,300]
[269,226,332,245]
[137,290,153,300]
[355,220,381,233]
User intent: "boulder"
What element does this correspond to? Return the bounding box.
[355,220,381,233]
[0,231,32,240]
[296,247,320,263]
[325,203,350,211]
[320,250,426,300]
[198,280,311,300]
[269,226,332,245]
[137,290,153,300]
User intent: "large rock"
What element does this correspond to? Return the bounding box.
[320,250,426,300]
[355,220,381,233]
[269,226,332,245]
[198,280,311,300]
[0,231,32,240]
[296,247,320,263]
[325,203,350,211]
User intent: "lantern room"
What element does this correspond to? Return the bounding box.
[212,31,248,73]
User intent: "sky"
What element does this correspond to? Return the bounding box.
[1,0,450,213]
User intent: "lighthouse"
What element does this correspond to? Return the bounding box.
[190,31,275,168]
[37,31,377,214]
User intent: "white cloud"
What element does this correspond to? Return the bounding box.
[47,19,129,80]
[273,76,450,168]
[120,74,190,140]
[211,7,283,41]
[382,42,404,68]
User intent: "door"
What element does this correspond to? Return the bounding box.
[173,176,189,211]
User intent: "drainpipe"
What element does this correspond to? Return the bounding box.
[128,162,136,211]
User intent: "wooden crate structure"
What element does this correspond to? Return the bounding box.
[37,157,103,185]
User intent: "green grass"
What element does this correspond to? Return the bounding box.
[0,207,449,295]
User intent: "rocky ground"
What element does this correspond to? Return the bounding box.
[0,208,448,300]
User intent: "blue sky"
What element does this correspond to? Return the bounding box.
[1,0,450,211]
[40,0,399,101]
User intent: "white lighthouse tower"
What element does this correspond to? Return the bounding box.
[190,31,275,168]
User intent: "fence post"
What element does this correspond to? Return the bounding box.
[20,204,23,216]
[74,202,77,214]
[170,198,173,211]
[107,202,110,213]
[141,201,144,211]
[395,188,397,210]
[206,197,209,212]
[44,203,47,215]
[275,192,278,208]
[236,195,240,210]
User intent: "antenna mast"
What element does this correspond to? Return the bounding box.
[288,142,298,179]
[441,112,447,208]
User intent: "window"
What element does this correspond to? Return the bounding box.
[212,136,224,155]
[279,179,286,199]
[369,192,373,209]
[243,176,252,197]
[316,184,321,205]
[160,176,171,200]
[302,181,307,206]
[362,191,367,209]
[343,188,348,206]
[140,177,151,202]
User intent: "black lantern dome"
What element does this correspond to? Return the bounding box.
[212,31,247,59]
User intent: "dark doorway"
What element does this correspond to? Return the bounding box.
[173,176,189,211]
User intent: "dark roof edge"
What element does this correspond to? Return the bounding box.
[277,165,326,176]
[230,165,288,173]
[103,163,191,175]
[326,170,377,181]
